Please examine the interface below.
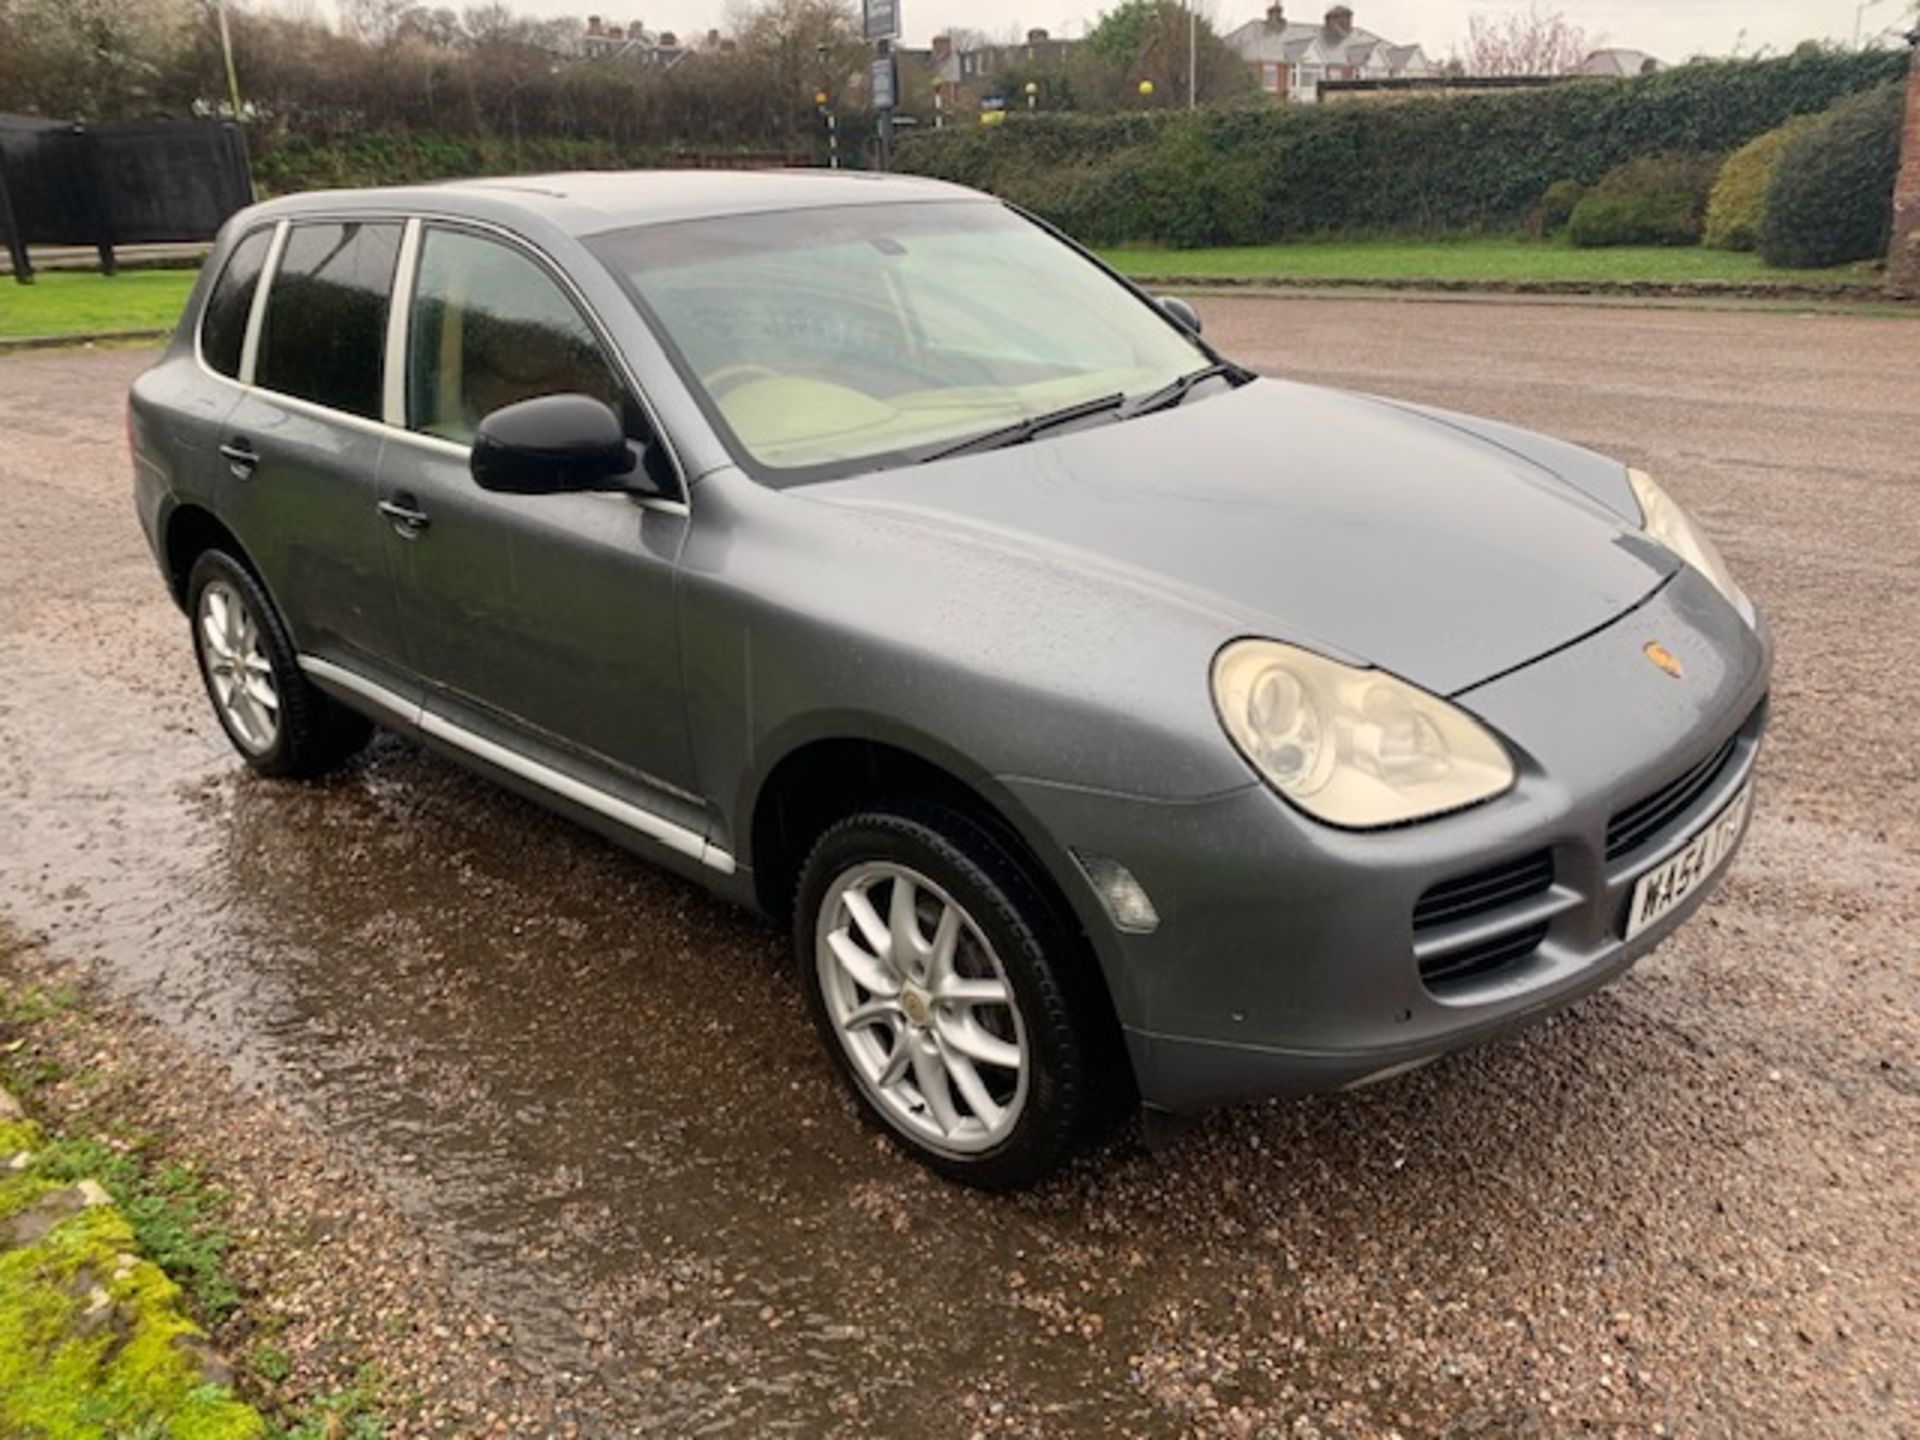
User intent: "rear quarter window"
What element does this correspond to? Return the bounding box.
[199,226,272,379]
[256,220,403,420]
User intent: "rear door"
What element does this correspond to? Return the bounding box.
[219,218,414,703]
[377,223,700,814]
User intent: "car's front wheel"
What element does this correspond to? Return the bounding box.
[187,550,371,779]
[795,804,1095,1189]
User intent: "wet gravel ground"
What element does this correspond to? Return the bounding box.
[2,300,1917,1438]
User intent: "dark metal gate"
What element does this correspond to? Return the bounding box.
[0,116,252,284]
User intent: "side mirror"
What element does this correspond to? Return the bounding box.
[1159,296,1203,337]
[471,393,655,497]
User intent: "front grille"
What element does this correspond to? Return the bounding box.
[1413,850,1554,930]
[1606,733,1740,862]
[1413,850,1555,992]
[1419,921,1552,990]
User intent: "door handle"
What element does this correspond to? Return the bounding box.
[218,438,258,479]
[378,496,431,535]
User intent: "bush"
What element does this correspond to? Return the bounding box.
[1759,81,1907,269]
[898,48,1908,247]
[1528,179,1585,237]
[1566,193,1700,247]
[1566,152,1718,246]
[1704,117,1815,250]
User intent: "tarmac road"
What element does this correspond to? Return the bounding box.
[1,297,1916,1437]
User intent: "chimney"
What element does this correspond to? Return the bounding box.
[1266,3,1285,27]
[658,30,676,46]
[706,27,720,47]
[586,14,602,35]
[1324,5,1353,39]
[932,33,954,61]
[1027,27,1050,44]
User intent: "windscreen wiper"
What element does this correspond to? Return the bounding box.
[1121,362,1252,420]
[918,392,1129,463]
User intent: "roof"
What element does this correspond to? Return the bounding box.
[1578,48,1662,77]
[1223,15,1423,70]
[244,169,981,239]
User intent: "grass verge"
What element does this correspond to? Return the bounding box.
[0,270,196,340]
[0,1103,265,1438]
[0,951,399,1439]
[1097,238,1885,290]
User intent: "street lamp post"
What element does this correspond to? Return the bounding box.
[215,0,244,121]
[1189,2,1198,109]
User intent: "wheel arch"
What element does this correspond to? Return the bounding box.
[162,503,257,610]
[745,726,1136,1096]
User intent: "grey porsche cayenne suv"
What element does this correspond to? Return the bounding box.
[130,171,1770,1187]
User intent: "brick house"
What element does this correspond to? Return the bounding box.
[1222,4,1432,104]
[577,17,690,67]
[929,29,1082,119]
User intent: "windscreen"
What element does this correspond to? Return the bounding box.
[590,200,1206,479]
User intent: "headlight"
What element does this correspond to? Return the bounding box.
[1212,640,1516,828]
[1628,468,1752,623]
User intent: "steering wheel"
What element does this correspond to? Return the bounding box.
[704,364,782,398]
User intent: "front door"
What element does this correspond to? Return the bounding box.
[377,224,698,809]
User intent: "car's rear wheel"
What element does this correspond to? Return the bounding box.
[794,804,1093,1189]
[187,550,371,779]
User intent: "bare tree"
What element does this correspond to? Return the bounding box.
[1460,4,1589,77]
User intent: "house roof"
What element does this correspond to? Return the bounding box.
[1578,48,1662,77]
[1223,14,1425,70]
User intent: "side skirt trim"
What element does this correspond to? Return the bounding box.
[298,655,735,876]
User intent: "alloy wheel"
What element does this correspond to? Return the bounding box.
[198,577,280,754]
[815,860,1029,1155]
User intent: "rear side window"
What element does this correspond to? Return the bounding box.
[256,221,403,420]
[406,227,626,444]
[199,226,272,379]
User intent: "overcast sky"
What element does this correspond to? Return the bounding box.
[519,1,1910,62]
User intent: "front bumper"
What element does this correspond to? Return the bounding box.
[1006,568,1773,1113]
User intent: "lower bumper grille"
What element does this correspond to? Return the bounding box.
[1414,850,1556,992]
[1413,850,1554,930]
[1419,921,1552,990]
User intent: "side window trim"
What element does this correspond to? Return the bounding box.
[237,221,289,387]
[381,218,423,429]
[402,218,687,502]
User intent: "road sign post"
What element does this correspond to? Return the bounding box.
[863,0,899,43]
[864,0,901,171]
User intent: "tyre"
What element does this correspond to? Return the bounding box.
[794,803,1096,1189]
[186,549,372,779]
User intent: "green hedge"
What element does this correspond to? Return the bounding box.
[898,48,1910,248]
[1759,81,1908,268]
[1527,178,1586,237]
[1567,153,1719,246]
[1704,117,1816,250]
[1566,193,1697,247]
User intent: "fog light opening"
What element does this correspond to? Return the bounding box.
[1073,852,1161,935]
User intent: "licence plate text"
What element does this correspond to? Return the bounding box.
[1624,782,1751,940]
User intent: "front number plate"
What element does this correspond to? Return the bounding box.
[1624,782,1752,940]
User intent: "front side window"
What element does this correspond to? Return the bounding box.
[256,220,402,420]
[200,225,272,379]
[590,200,1206,480]
[406,228,626,444]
